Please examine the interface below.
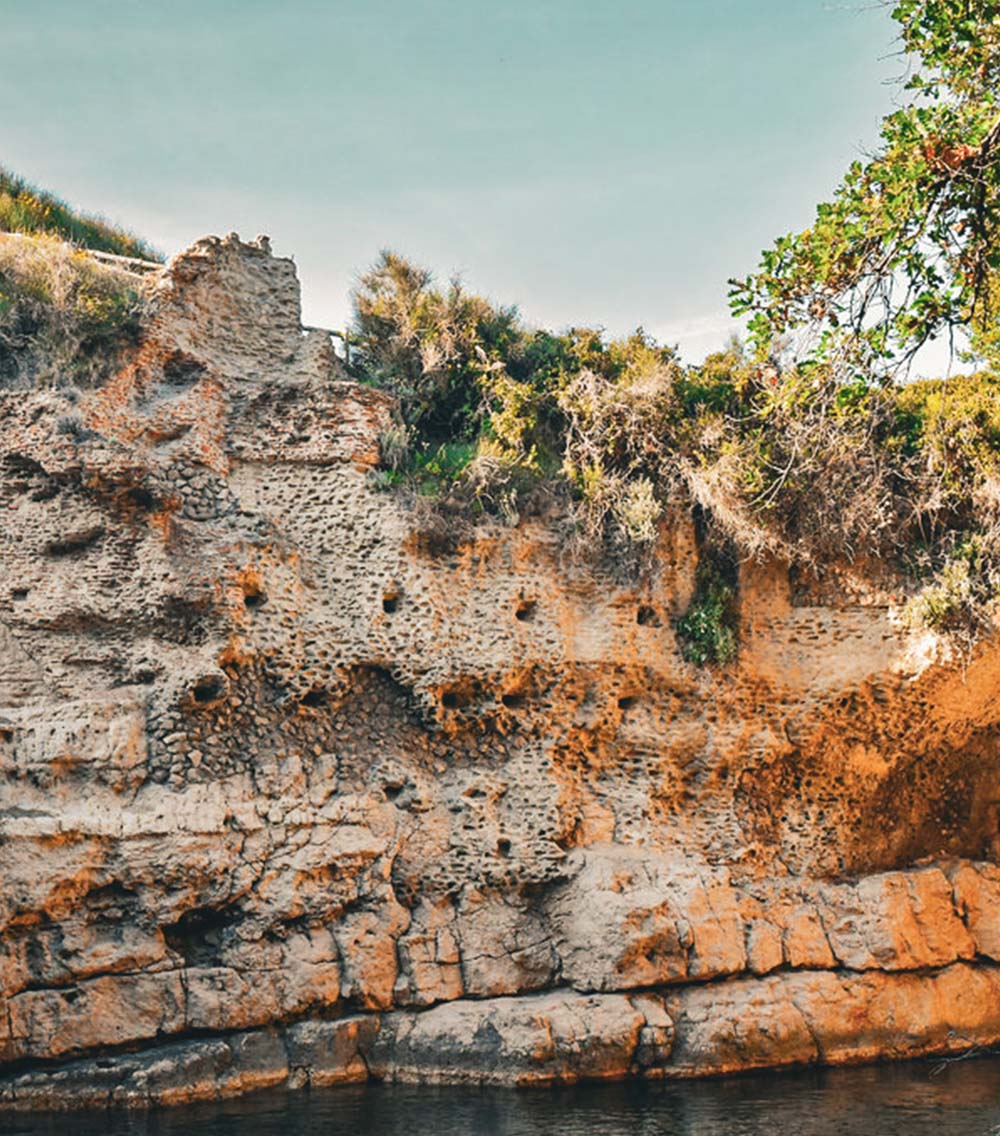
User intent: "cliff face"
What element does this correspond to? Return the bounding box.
[3,235,1000,1110]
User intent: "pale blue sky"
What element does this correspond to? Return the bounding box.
[1,1,903,361]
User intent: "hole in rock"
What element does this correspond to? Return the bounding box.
[243,590,266,609]
[163,904,238,967]
[636,605,660,627]
[126,487,156,510]
[86,881,137,914]
[192,676,224,704]
[45,527,104,558]
[300,688,329,709]
[617,695,638,711]
[497,838,512,857]
[162,352,207,387]
[382,593,400,614]
[149,422,192,444]
[502,692,526,710]
[0,728,14,744]
[514,600,537,623]
[11,588,28,602]
[441,689,469,710]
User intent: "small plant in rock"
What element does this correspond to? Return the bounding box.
[902,534,1000,651]
[675,558,739,666]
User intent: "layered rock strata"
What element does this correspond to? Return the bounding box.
[2,234,1000,1110]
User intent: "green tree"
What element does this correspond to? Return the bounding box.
[730,0,1000,373]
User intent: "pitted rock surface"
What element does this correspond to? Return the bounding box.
[3,234,1000,1109]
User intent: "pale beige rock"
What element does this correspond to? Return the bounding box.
[456,890,557,997]
[1,1030,289,1111]
[3,234,1000,1106]
[548,848,746,992]
[818,867,974,970]
[394,898,464,1007]
[779,904,837,970]
[285,1016,378,1087]
[668,977,819,1076]
[949,861,1000,959]
[371,990,659,1085]
[746,918,784,976]
[666,962,1000,1077]
[7,972,186,1062]
[336,901,411,1010]
[4,962,1000,1108]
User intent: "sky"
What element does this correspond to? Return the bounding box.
[0,0,911,364]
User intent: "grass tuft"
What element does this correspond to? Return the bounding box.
[0,166,161,261]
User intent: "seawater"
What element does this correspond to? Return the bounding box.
[6,1057,1000,1136]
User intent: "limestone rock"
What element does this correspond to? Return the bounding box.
[3,234,1000,1107]
[548,847,745,991]
[370,991,665,1085]
[667,963,1000,1077]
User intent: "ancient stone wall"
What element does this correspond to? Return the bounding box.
[2,235,1000,1110]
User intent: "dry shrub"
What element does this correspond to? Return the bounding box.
[558,366,681,549]
[0,233,147,388]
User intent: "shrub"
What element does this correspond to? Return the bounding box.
[675,557,739,666]
[901,534,1000,652]
[347,0,1000,657]
[351,248,1000,656]
[351,251,519,445]
[0,233,146,387]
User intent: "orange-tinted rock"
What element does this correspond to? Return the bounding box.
[666,963,1000,1077]
[4,233,1000,1107]
[949,861,1000,959]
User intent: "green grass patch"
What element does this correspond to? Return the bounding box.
[0,166,161,261]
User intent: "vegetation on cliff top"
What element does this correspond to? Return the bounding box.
[0,166,161,261]
[0,166,157,387]
[2,2,998,658]
[352,0,1000,658]
[0,234,146,387]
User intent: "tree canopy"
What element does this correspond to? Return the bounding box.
[730,0,1000,374]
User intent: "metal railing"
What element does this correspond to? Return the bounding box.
[303,325,353,366]
[0,230,164,277]
[85,248,163,274]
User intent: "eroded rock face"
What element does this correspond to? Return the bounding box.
[3,234,1000,1110]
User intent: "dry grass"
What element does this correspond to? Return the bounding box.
[0,233,148,388]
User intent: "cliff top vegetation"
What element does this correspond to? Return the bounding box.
[350,0,1000,657]
[0,167,156,387]
[0,166,161,262]
[1,1,998,661]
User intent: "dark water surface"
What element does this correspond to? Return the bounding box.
[7,1058,1000,1136]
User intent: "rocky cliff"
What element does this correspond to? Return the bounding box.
[3,235,1000,1110]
